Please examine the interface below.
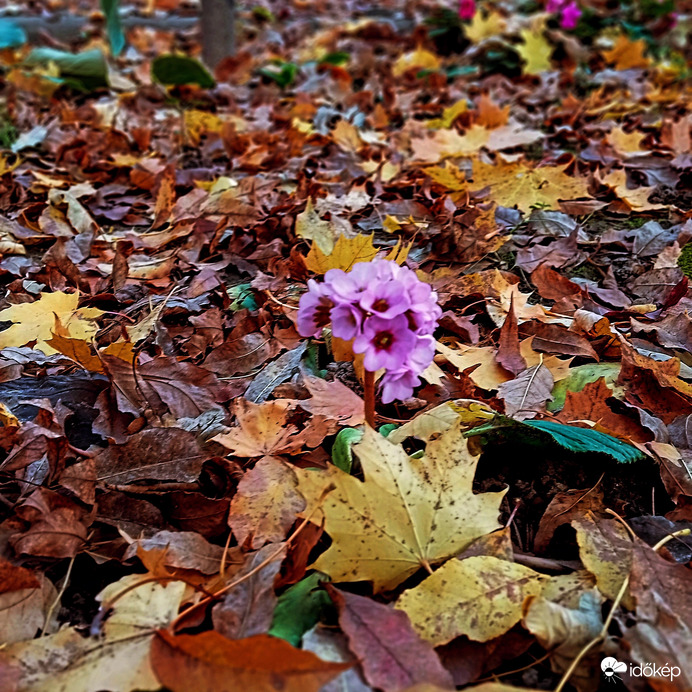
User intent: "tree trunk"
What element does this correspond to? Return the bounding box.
[200,0,235,69]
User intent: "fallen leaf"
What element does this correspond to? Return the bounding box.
[294,422,506,591]
[395,556,547,645]
[469,159,591,213]
[229,456,306,548]
[497,363,554,419]
[602,34,649,70]
[327,585,454,692]
[392,47,440,77]
[0,292,103,355]
[295,199,339,254]
[212,400,306,457]
[465,12,507,43]
[213,543,286,639]
[150,630,348,692]
[123,530,224,574]
[572,513,634,610]
[299,374,364,425]
[0,575,186,692]
[523,590,603,692]
[304,233,379,274]
[517,28,552,74]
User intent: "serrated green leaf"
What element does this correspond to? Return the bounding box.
[525,420,646,464]
[269,572,333,646]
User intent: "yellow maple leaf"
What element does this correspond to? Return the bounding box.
[304,233,379,274]
[424,161,467,191]
[392,47,440,77]
[294,423,506,592]
[466,11,507,44]
[295,198,337,254]
[0,292,103,355]
[427,99,467,129]
[468,159,590,213]
[396,556,548,645]
[517,28,552,75]
[602,35,649,70]
[602,169,665,211]
[411,123,542,163]
[304,233,407,274]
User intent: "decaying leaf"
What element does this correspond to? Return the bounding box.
[395,556,548,645]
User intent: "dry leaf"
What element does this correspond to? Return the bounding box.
[0,575,186,692]
[395,556,547,645]
[229,456,306,548]
[150,630,348,692]
[0,292,103,355]
[294,422,506,591]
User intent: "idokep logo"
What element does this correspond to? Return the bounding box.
[601,658,627,682]
[601,657,682,683]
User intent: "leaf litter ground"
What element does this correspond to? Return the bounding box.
[0,0,690,691]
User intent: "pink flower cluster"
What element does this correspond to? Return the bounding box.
[547,0,582,29]
[297,260,441,404]
[458,0,476,21]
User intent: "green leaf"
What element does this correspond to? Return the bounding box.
[258,62,298,88]
[269,573,333,646]
[101,0,125,56]
[466,416,647,464]
[152,55,215,88]
[525,420,646,464]
[226,283,257,312]
[25,48,109,90]
[547,363,622,412]
[331,428,363,473]
[0,19,26,49]
[320,52,350,66]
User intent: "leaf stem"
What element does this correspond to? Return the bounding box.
[364,369,376,429]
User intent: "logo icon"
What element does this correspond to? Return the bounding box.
[601,657,627,682]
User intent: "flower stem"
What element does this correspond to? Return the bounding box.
[364,369,376,429]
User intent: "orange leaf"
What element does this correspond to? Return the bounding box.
[602,35,649,70]
[150,631,349,692]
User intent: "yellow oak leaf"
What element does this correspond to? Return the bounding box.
[392,47,440,77]
[332,119,362,154]
[517,29,552,74]
[437,338,571,390]
[395,556,548,645]
[602,35,649,70]
[469,159,590,213]
[0,292,103,355]
[465,11,507,44]
[293,422,506,592]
